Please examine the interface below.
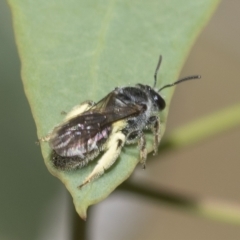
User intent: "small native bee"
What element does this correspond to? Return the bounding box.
[39,55,200,188]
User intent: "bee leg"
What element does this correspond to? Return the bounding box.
[138,132,147,169]
[78,132,126,189]
[64,100,95,121]
[152,117,161,156]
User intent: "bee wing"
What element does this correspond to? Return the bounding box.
[50,91,143,158]
[90,89,144,120]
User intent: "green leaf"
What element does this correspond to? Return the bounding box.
[8,0,220,219]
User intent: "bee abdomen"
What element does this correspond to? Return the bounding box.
[50,126,111,170]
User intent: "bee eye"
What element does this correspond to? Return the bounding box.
[149,89,166,110]
[154,94,166,110]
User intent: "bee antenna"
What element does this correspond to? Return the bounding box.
[153,55,162,88]
[158,75,201,92]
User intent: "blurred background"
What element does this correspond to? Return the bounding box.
[0,0,240,239]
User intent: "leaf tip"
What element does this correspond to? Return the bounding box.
[76,204,88,221]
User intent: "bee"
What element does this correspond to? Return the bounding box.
[39,55,200,188]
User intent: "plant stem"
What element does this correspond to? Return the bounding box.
[71,199,88,240]
[120,182,240,225]
[160,103,240,151]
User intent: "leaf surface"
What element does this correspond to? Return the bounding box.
[8,0,220,219]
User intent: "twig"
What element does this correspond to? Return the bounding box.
[160,103,240,151]
[70,198,89,240]
[119,181,240,225]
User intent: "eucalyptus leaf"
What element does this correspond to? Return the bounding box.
[8,0,219,219]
